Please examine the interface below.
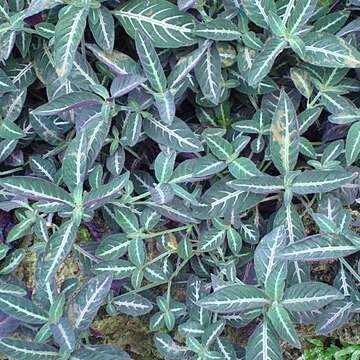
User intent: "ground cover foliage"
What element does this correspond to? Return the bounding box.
[1,0,360,358]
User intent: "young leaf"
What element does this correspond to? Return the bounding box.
[270,90,299,174]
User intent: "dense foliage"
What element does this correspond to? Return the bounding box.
[1,0,360,359]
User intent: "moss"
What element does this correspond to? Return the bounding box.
[77,226,93,243]
[57,255,84,285]
[92,314,162,359]
[14,250,37,291]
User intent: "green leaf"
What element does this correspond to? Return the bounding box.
[227,227,242,255]
[247,38,286,86]
[168,44,208,89]
[287,0,317,34]
[89,6,115,54]
[204,134,233,161]
[113,0,196,48]
[229,175,284,194]
[270,90,300,174]
[291,170,357,194]
[267,304,300,348]
[109,74,146,99]
[54,6,88,79]
[144,264,167,283]
[315,300,353,334]
[194,45,222,105]
[0,339,59,360]
[135,31,167,94]
[155,150,176,183]
[0,69,16,93]
[113,293,153,316]
[299,108,322,135]
[32,92,103,116]
[41,220,78,283]
[303,33,360,68]
[128,238,145,266]
[0,176,73,205]
[290,68,313,98]
[277,234,357,261]
[155,90,175,125]
[50,318,75,353]
[254,226,286,293]
[67,274,113,335]
[282,282,343,311]
[29,156,56,182]
[0,294,49,324]
[92,259,136,279]
[122,112,142,146]
[202,320,226,347]
[197,229,226,252]
[86,43,141,75]
[113,206,139,234]
[198,284,270,313]
[194,19,241,41]
[246,320,282,360]
[96,234,131,260]
[345,121,360,165]
[0,118,23,140]
[193,154,227,177]
[62,129,88,191]
[242,0,276,28]
[143,116,203,153]
[82,172,129,210]
[228,157,262,179]
[0,283,26,297]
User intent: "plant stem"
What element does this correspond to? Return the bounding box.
[141,225,192,239]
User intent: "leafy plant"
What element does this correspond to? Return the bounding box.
[0,0,360,359]
[299,338,360,360]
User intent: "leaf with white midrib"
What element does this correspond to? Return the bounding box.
[113,0,196,48]
[0,338,59,359]
[54,6,88,78]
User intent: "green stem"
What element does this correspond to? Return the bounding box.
[141,225,192,239]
